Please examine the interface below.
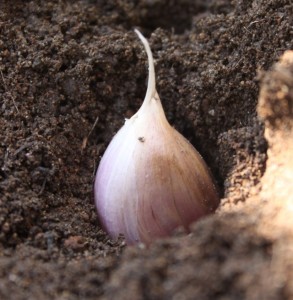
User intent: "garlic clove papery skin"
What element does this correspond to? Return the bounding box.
[94,30,219,245]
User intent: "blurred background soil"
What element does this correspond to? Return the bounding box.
[0,0,292,299]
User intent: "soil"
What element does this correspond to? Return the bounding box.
[0,0,292,299]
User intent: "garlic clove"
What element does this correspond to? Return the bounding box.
[94,30,219,245]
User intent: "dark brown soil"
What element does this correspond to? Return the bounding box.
[0,0,292,299]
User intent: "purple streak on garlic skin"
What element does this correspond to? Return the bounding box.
[95,123,141,243]
[94,30,219,245]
